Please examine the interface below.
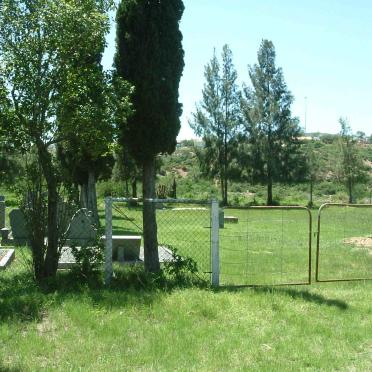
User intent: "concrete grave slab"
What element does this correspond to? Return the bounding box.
[0,248,15,270]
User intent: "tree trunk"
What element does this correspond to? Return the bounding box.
[223,137,228,206]
[43,182,59,278]
[267,179,273,206]
[142,159,160,272]
[220,175,225,205]
[309,179,313,207]
[80,183,88,209]
[267,153,273,206]
[131,178,137,198]
[36,142,59,279]
[87,170,99,226]
[348,178,353,204]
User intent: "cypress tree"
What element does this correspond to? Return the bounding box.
[115,0,184,272]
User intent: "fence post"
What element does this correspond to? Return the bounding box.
[105,197,113,285]
[211,199,220,287]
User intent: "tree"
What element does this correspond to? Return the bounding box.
[112,144,141,198]
[190,45,241,205]
[115,0,184,272]
[303,140,322,207]
[241,40,302,205]
[0,0,113,280]
[337,118,368,203]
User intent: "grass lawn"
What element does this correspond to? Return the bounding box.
[0,202,371,370]
[0,260,371,371]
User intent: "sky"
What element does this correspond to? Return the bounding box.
[102,0,372,140]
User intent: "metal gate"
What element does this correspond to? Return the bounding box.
[316,203,372,282]
[104,197,214,284]
[219,206,312,287]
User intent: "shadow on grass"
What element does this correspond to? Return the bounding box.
[0,264,207,324]
[217,285,348,310]
[0,363,22,372]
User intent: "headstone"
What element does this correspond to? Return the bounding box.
[0,201,5,229]
[65,209,97,246]
[0,195,5,202]
[1,228,10,242]
[9,209,30,245]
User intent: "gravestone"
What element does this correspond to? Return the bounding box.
[0,195,5,202]
[9,209,30,245]
[0,201,5,229]
[65,209,97,246]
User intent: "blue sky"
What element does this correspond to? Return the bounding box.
[103,0,372,139]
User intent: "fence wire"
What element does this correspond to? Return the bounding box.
[316,204,372,282]
[219,206,312,286]
[110,199,212,278]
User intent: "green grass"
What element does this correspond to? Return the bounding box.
[0,259,371,370]
[1,198,371,370]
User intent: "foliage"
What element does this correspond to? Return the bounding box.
[162,247,201,286]
[112,143,141,198]
[241,40,304,205]
[156,184,168,199]
[0,0,113,280]
[115,0,185,164]
[336,118,369,203]
[190,45,241,205]
[115,0,185,272]
[70,239,105,282]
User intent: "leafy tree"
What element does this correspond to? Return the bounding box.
[115,0,184,272]
[337,118,368,203]
[303,140,322,207]
[112,144,141,198]
[356,131,366,143]
[190,45,241,205]
[241,40,302,205]
[0,0,113,280]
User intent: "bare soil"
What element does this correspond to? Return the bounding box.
[343,237,372,255]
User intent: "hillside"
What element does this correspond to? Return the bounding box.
[156,137,372,206]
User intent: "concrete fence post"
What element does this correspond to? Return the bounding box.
[211,199,220,287]
[105,197,113,285]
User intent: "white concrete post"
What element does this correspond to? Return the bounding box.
[105,197,113,285]
[211,199,220,286]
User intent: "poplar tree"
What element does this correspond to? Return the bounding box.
[190,45,241,205]
[115,0,184,272]
[242,40,302,205]
[337,118,368,203]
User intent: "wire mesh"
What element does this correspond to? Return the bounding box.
[156,202,212,277]
[316,204,372,282]
[219,207,311,286]
[110,199,212,278]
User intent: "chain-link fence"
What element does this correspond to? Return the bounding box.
[105,198,214,283]
[316,203,372,282]
[219,206,312,286]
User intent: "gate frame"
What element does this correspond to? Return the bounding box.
[316,203,372,283]
[220,205,313,287]
[104,197,217,286]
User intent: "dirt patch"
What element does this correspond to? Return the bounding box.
[343,237,372,255]
[173,167,188,178]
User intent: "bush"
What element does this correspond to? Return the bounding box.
[70,237,104,281]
